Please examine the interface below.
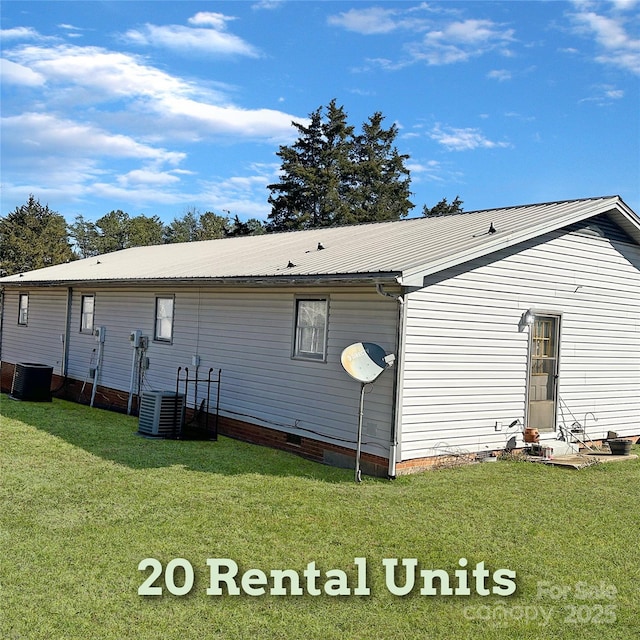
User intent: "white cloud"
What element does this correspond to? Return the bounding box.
[609,0,639,10]
[2,112,185,164]
[328,7,405,35]
[430,124,511,151]
[431,19,514,45]
[12,45,193,102]
[118,169,182,188]
[405,159,465,186]
[123,12,260,57]
[88,182,189,208]
[188,12,235,29]
[569,1,640,74]
[155,96,300,141]
[327,4,453,35]
[0,26,41,40]
[0,36,306,219]
[412,19,515,65]
[198,163,278,219]
[487,69,512,81]
[406,160,445,182]
[504,112,536,122]
[4,44,300,142]
[579,83,626,104]
[0,58,45,86]
[251,0,285,10]
[329,7,516,67]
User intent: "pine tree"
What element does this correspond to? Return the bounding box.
[69,215,100,258]
[266,100,412,232]
[267,106,328,231]
[163,209,231,243]
[69,210,165,255]
[343,112,412,225]
[0,195,75,276]
[422,196,464,217]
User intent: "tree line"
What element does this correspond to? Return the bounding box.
[0,197,267,275]
[0,100,463,276]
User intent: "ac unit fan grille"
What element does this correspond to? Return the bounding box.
[138,391,185,437]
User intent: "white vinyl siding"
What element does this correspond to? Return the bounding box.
[399,227,640,460]
[60,286,397,457]
[1,288,68,374]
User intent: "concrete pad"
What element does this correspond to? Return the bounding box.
[533,453,638,469]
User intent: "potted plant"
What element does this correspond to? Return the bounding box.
[607,438,632,456]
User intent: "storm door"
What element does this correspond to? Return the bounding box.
[527,315,561,433]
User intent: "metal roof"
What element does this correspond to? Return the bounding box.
[2,196,638,287]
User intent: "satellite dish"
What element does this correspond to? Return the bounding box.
[340,342,396,484]
[341,342,394,383]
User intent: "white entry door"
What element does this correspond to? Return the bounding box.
[527,315,560,433]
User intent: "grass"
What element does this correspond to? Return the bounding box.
[1,395,639,640]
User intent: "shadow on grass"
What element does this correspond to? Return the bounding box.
[1,394,360,483]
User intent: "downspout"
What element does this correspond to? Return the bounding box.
[376,283,406,479]
[62,287,73,377]
[0,287,5,367]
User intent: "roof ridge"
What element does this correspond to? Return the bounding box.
[249,195,622,236]
[460,195,619,216]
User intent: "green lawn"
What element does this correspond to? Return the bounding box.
[1,396,639,639]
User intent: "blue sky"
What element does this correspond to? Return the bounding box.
[1,0,639,225]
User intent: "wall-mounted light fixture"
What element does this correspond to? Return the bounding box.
[518,309,535,332]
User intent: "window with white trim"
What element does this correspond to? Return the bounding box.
[80,295,95,333]
[154,296,174,342]
[293,298,328,360]
[18,293,29,325]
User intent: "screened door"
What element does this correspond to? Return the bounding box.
[527,315,560,432]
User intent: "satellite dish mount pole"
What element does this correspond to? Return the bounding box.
[355,382,366,483]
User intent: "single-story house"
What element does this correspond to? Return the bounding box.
[1,195,639,476]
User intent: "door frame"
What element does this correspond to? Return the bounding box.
[524,311,562,433]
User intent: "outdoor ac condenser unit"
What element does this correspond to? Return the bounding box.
[137,390,185,438]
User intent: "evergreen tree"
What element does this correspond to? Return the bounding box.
[163,208,231,243]
[94,210,131,253]
[225,214,265,237]
[267,106,328,231]
[422,196,464,217]
[0,195,75,275]
[163,210,200,243]
[127,214,165,247]
[69,210,164,255]
[197,211,229,240]
[69,215,100,258]
[267,100,412,232]
[343,112,412,225]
